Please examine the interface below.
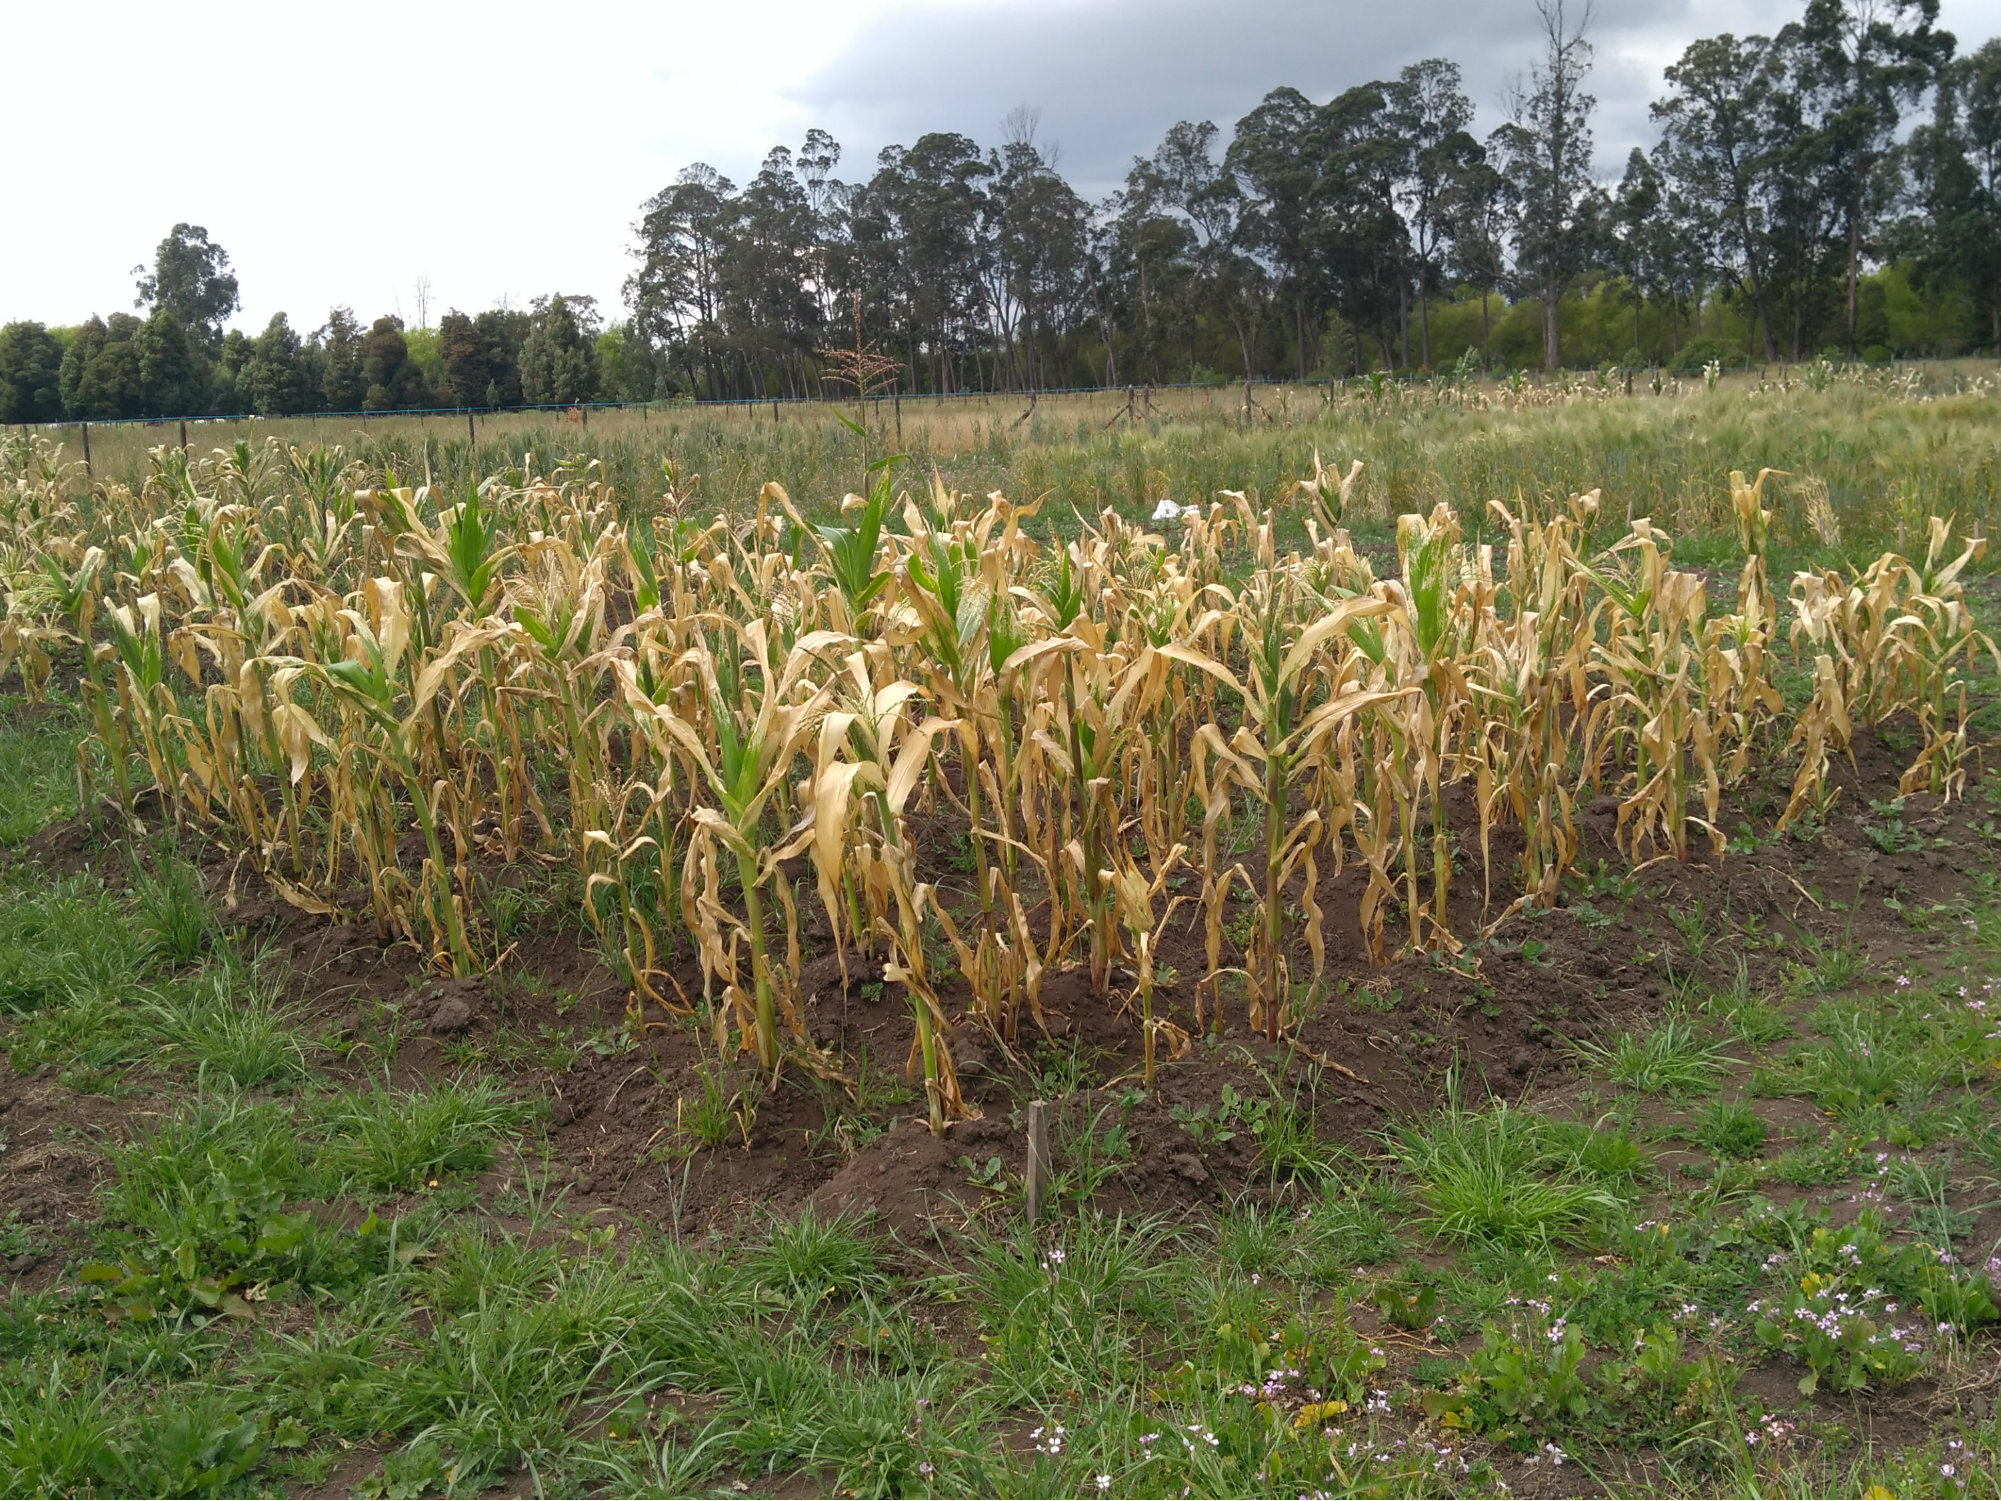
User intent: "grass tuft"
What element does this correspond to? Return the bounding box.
[1389,1087,1627,1250]
[1573,1014,1737,1096]
[323,1076,535,1192]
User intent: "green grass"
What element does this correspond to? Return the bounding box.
[321,1075,535,1192]
[1388,1089,1630,1250]
[1573,1014,1738,1096]
[129,851,215,966]
[745,1208,885,1305]
[1701,958,1793,1045]
[0,870,148,1016]
[0,697,84,847]
[141,963,311,1090]
[1692,1099,1769,1160]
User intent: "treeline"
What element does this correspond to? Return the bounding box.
[0,226,628,425]
[624,0,2001,398]
[2,0,1998,424]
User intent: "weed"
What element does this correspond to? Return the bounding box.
[1668,901,1713,962]
[674,1061,759,1153]
[88,1095,350,1316]
[131,854,213,966]
[144,964,309,1089]
[324,1076,532,1191]
[1573,1015,1737,1096]
[1373,1278,1439,1331]
[1210,1200,1295,1276]
[0,872,148,1015]
[1389,1087,1626,1250]
[1702,958,1791,1045]
[1767,1135,1862,1187]
[1247,1072,1344,1186]
[746,1210,884,1304]
[1051,1098,1138,1207]
[1861,797,1915,854]
[1569,859,1638,905]
[1785,933,1866,995]
[1749,1278,1930,1395]
[1692,1100,1768,1159]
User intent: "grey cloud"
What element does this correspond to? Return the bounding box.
[782,0,1809,195]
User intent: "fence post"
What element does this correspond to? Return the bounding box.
[80,421,91,476]
[1025,1099,1051,1225]
[179,419,188,451]
[467,410,476,449]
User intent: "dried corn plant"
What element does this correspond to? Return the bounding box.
[3,433,1991,1135]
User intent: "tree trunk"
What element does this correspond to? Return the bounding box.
[1543,282,1561,373]
[1846,211,1862,356]
[1419,277,1432,371]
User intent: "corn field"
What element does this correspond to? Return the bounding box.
[1,432,1992,1134]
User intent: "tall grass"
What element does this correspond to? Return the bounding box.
[33,369,2001,556]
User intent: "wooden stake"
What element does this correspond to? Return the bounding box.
[1025,1099,1051,1225]
[467,410,476,449]
[80,421,91,476]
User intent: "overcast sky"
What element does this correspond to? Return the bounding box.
[9,0,2000,334]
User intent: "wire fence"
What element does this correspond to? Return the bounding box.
[15,358,1992,489]
[11,354,1853,439]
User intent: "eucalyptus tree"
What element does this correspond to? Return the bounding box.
[1762,27,1850,356]
[1611,149,1664,356]
[1443,156,1511,367]
[1788,0,1956,352]
[1311,83,1409,371]
[1133,118,1271,383]
[1489,0,1601,371]
[1384,59,1483,369]
[796,129,847,338]
[844,133,990,392]
[133,224,239,352]
[983,129,1092,391]
[1898,38,2001,349]
[1653,32,1785,360]
[719,148,823,397]
[1227,87,1324,377]
[1103,156,1200,386]
[627,164,739,396]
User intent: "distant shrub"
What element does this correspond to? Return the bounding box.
[1668,338,1740,375]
